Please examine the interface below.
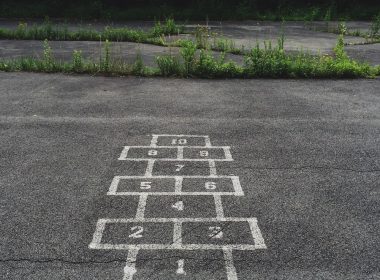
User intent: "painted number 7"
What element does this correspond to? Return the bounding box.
[175,164,184,171]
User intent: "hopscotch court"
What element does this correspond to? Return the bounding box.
[89,134,267,279]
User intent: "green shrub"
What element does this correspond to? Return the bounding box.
[72,50,83,72]
[179,40,197,74]
[156,55,183,76]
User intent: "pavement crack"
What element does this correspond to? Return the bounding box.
[0,258,127,265]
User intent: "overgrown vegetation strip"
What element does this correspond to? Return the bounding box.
[0,19,183,45]
[0,36,378,78]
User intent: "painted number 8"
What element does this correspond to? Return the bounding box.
[205,181,216,190]
[148,150,157,156]
[200,151,209,157]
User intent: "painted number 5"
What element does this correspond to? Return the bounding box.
[140,181,152,189]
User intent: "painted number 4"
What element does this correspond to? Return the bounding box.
[172,201,184,211]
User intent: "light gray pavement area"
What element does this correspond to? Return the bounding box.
[0,20,379,66]
[0,72,379,279]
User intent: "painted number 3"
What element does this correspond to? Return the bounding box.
[209,226,223,239]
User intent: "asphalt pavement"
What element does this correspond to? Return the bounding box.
[0,72,379,279]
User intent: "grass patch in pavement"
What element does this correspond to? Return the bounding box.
[0,36,379,79]
[0,18,184,44]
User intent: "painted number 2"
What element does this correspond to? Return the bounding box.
[172,139,187,145]
[129,226,143,239]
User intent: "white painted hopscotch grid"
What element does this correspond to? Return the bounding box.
[89,134,267,280]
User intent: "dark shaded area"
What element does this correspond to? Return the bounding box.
[0,0,379,20]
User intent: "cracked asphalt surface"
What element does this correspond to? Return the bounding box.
[0,72,379,279]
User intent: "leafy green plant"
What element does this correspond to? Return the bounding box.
[179,40,197,74]
[337,22,347,35]
[370,13,380,38]
[194,25,209,49]
[42,39,54,71]
[132,50,145,75]
[101,39,111,72]
[72,50,83,72]
[156,55,182,76]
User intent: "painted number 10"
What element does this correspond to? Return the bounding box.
[172,139,187,145]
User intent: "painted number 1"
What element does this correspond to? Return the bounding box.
[176,259,186,275]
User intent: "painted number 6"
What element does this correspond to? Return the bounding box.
[205,181,216,190]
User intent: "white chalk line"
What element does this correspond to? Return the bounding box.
[90,243,261,251]
[214,194,225,219]
[120,158,233,162]
[111,175,239,179]
[223,248,238,280]
[209,160,217,176]
[152,134,209,137]
[109,191,240,196]
[174,176,183,193]
[123,248,139,280]
[144,160,155,176]
[118,146,130,160]
[150,135,158,147]
[107,175,244,196]
[177,146,184,159]
[135,194,148,220]
[173,220,182,245]
[121,145,230,149]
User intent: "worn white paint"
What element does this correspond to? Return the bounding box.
[145,159,155,176]
[214,194,225,219]
[122,248,139,280]
[209,160,217,176]
[223,248,238,280]
[90,134,266,280]
[118,146,130,160]
[107,175,244,196]
[135,194,148,220]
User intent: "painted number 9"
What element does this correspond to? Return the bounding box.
[205,181,216,190]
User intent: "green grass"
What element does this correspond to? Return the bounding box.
[0,19,184,44]
[1,36,379,79]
